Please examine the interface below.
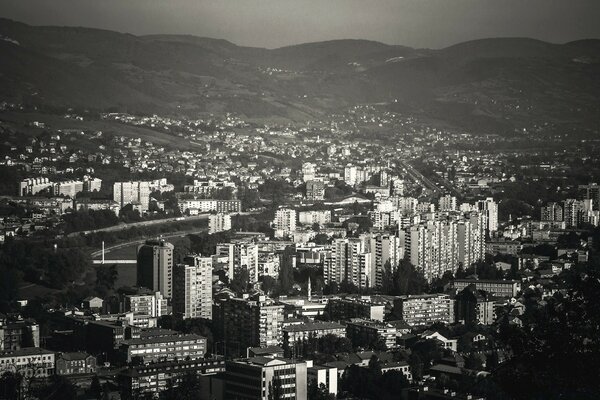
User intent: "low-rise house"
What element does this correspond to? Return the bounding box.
[55,352,97,375]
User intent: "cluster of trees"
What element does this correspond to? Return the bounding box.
[0,373,80,400]
[340,356,410,400]
[158,316,214,357]
[0,239,90,297]
[258,179,297,209]
[380,260,428,296]
[482,260,600,399]
[62,209,119,233]
[288,333,353,359]
[231,212,274,236]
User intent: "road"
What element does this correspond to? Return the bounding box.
[400,160,443,194]
[89,228,208,259]
[68,214,210,237]
[88,211,259,259]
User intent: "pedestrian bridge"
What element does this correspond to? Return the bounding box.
[92,259,137,264]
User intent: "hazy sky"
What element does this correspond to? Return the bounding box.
[1,0,598,48]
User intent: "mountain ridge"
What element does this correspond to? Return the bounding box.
[0,18,598,135]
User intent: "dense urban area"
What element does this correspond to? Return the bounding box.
[0,98,598,400]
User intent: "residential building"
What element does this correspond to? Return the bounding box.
[137,239,174,299]
[274,208,297,238]
[455,285,495,325]
[179,199,241,214]
[438,195,457,211]
[477,197,498,234]
[223,357,308,400]
[302,162,316,182]
[324,238,372,288]
[213,294,284,357]
[326,296,385,322]
[0,318,40,350]
[541,202,563,221]
[282,322,345,357]
[118,358,225,399]
[217,240,259,283]
[120,333,207,364]
[0,348,55,378]
[393,294,455,327]
[55,352,97,375]
[346,319,398,349]
[173,255,213,320]
[306,360,337,397]
[209,213,232,234]
[298,210,331,226]
[452,279,520,298]
[306,180,325,200]
[18,177,52,196]
[113,181,152,210]
[578,183,600,211]
[122,292,168,318]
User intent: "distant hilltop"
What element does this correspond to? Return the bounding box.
[0,17,599,135]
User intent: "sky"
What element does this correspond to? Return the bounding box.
[0,0,599,49]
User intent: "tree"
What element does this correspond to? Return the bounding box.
[381,260,428,296]
[161,371,202,400]
[172,236,192,264]
[89,375,102,400]
[465,353,486,370]
[486,263,600,399]
[95,264,118,296]
[229,267,250,295]
[0,372,23,400]
[268,376,283,400]
[312,233,330,245]
[308,382,335,400]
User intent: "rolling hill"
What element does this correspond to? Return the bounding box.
[0,18,598,135]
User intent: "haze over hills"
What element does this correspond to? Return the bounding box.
[0,18,599,135]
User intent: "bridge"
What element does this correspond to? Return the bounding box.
[92,259,136,264]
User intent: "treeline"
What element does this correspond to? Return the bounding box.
[0,238,91,310]
[62,209,119,233]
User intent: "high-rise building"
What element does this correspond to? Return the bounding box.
[216,241,259,283]
[541,202,563,221]
[123,292,167,318]
[370,234,402,287]
[209,213,232,234]
[563,199,584,228]
[344,165,358,186]
[324,238,372,288]
[18,177,52,196]
[438,195,458,211]
[305,180,325,201]
[213,293,284,356]
[399,212,484,281]
[273,208,297,238]
[477,197,498,234]
[578,183,600,211]
[52,180,84,197]
[302,162,316,182]
[113,181,151,210]
[456,212,486,268]
[136,240,174,299]
[172,255,213,320]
